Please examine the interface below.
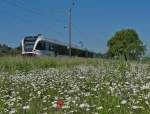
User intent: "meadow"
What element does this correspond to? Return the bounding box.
[0,56,150,114]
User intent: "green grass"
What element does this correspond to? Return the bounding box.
[0,56,101,73]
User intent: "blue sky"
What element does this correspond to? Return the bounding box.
[0,0,150,54]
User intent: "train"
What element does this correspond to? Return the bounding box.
[21,34,96,58]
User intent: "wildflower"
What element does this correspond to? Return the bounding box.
[62,105,70,109]
[52,103,57,108]
[9,109,16,114]
[43,107,47,111]
[86,108,90,111]
[97,106,103,110]
[121,100,127,105]
[132,106,144,110]
[79,103,85,108]
[23,105,30,110]
[145,101,149,105]
[38,91,41,95]
[94,113,98,114]
[116,105,120,108]
[56,99,64,109]
[43,113,47,114]
[79,103,89,108]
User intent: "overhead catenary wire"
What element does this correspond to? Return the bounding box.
[3,0,85,40]
[11,0,84,48]
[0,0,66,38]
[1,0,87,48]
[8,0,67,24]
[3,0,43,16]
[0,7,65,38]
[2,0,67,28]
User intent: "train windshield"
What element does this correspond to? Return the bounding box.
[24,36,37,52]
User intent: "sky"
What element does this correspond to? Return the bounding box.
[0,0,150,55]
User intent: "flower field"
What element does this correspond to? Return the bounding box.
[0,57,150,114]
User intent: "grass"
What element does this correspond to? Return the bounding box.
[0,56,101,73]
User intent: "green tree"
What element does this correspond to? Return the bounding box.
[107,29,146,60]
[0,43,21,56]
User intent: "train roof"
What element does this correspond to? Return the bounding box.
[43,38,95,53]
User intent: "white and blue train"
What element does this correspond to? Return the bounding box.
[21,34,96,57]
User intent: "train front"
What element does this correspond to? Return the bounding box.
[22,36,38,56]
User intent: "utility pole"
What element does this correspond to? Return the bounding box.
[69,8,72,57]
[68,1,75,57]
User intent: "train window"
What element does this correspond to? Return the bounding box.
[36,41,46,50]
[49,43,54,50]
[45,42,49,50]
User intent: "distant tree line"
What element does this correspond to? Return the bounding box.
[0,44,21,56]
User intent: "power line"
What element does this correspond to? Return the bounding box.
[8,0,68,35]
[15,0,67,23]
[3,0,66,25]
[4,0,43,16]
[1,0,66,37]
[0,7,65,40]
[1,0,87,47]
[15,0,66,17]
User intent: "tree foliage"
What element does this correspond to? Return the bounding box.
[0,44,21,56]
[107,29,146,60]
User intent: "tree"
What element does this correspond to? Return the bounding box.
[107,29,146,61]
[0,43,21,56]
